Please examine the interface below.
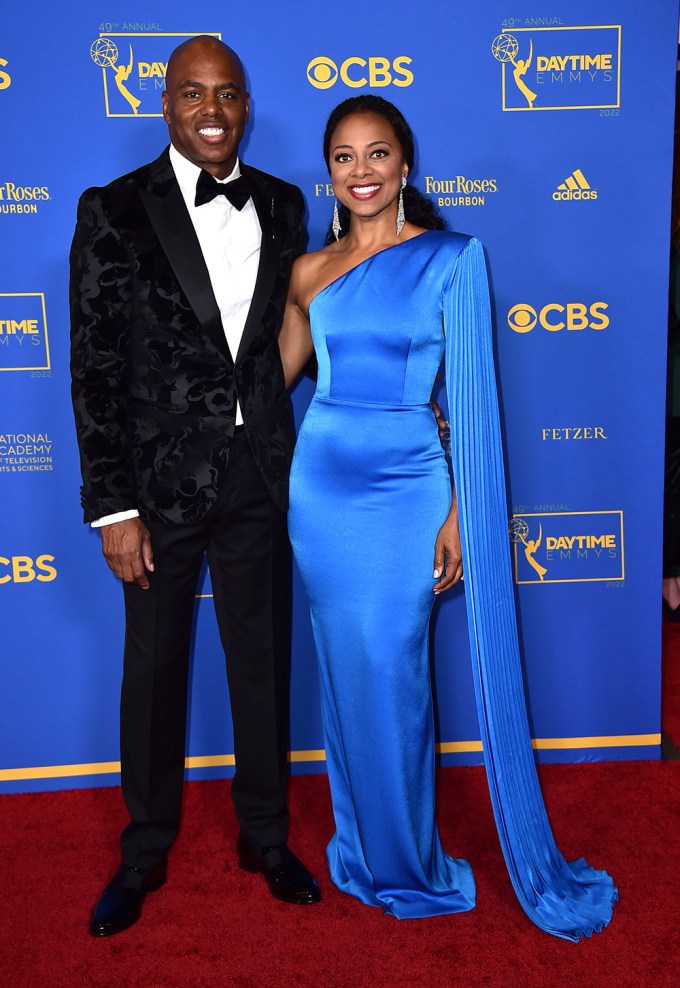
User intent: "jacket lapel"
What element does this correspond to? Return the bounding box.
[139,149,233,363]
[236,165,282,362]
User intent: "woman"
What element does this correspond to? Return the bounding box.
[279,95,617,938]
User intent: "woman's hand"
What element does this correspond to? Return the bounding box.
[433,504,463,594]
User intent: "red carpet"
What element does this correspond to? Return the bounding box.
[663,617,680,748]
[1,762,678,988]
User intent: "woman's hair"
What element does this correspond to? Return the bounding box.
[322,95,447,244]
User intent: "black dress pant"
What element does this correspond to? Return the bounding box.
[119,432,291,869]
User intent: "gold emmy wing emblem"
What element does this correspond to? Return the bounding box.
[509,518,548,582]
[90,37,142,115]
[491,33,538,109]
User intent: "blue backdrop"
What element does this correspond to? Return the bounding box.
[1,1,677,793]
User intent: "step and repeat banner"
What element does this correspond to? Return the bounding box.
[1,1,677,793]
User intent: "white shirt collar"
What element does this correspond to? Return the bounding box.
[169,144,242,198]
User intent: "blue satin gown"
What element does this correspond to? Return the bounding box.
[288,231,617,937]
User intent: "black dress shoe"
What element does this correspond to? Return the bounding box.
[237,837,321,905]
[89,859,167,937]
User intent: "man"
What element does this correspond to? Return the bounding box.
[70,35,320,938]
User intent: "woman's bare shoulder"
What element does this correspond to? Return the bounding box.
[291,243,345,311]
[292,241,342,278]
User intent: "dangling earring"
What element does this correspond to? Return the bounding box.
[332,199,341,241]
[396,175,407,236]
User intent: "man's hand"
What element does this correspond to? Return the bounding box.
[100,518,154,589]
[430,399,451,455]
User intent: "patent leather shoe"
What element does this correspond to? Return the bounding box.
[89,858,167,937]
[237,836,321,904]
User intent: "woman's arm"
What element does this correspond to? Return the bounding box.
[432,493,463,594]
[278,257,314,388]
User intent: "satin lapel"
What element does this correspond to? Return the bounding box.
[236,172,281,362]
[139,164,232,364]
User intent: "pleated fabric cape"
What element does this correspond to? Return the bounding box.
[444,236,618,941]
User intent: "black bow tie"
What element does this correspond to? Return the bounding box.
[194,169,252,209]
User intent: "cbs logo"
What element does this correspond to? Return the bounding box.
[0,555,57,584]
[508,302,609,333]
[307,56,414,90]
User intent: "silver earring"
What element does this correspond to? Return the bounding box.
[332,199,341,241]
[396,176,406,236]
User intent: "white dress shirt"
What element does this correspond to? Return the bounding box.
[92,145,261,528]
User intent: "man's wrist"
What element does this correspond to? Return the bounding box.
[91,509,140,529]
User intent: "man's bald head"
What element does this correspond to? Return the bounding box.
[165,36,246,92]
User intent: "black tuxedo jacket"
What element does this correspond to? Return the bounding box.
[70,147,305,524]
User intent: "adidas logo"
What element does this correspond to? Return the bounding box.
[552,168,598,202]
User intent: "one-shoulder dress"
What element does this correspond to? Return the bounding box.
[288,231,617,939]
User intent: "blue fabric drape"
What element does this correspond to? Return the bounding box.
[444,237,618,941]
